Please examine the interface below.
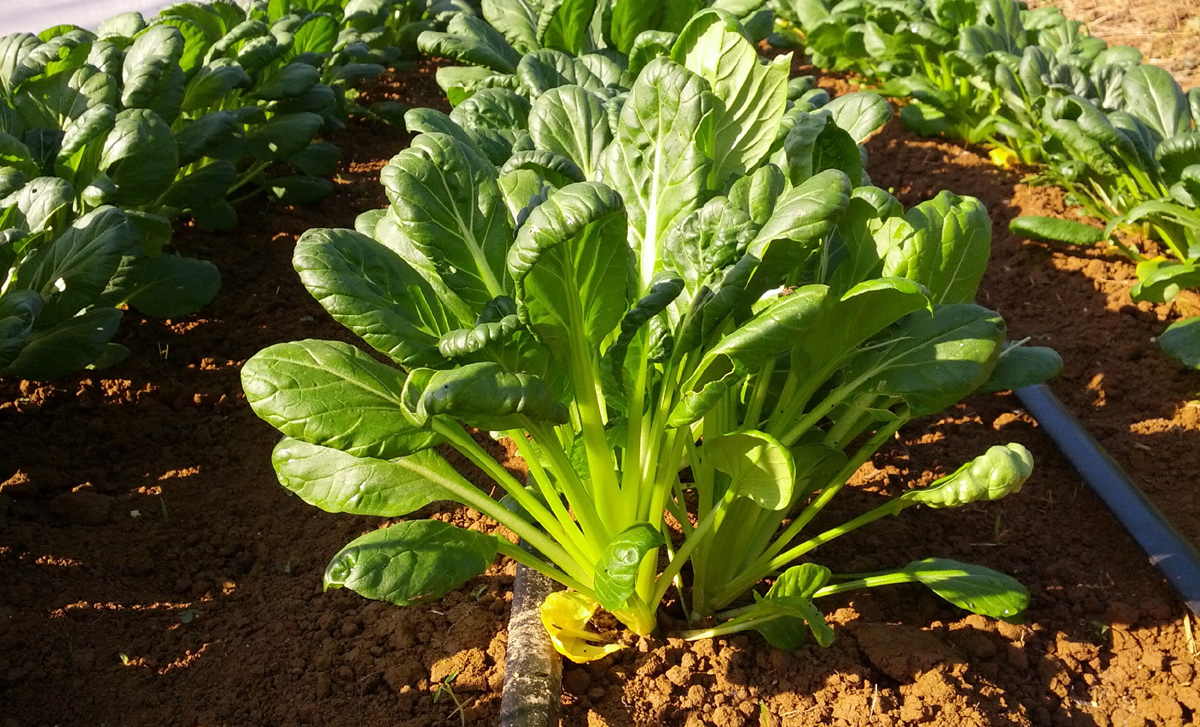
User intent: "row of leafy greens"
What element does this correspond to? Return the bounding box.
[0,0,465,379]
[771,0,1200,368]
[243,9,1060,659]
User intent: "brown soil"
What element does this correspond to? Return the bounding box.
[4,61,1200,727]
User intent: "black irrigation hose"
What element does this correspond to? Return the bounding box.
[1016,384,1200,617]
[500,563,563,727]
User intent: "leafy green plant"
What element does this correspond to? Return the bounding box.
[244,11,1054,654]
[773,0,1200,368]
[0,0,465,379]
[415,0,775,103]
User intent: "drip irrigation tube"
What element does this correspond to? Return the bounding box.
[500,563,563,727]
[1016,384,1200,617]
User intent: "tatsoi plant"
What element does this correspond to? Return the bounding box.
[243,12,1055,656]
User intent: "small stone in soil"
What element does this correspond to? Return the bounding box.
[49,491,112,525]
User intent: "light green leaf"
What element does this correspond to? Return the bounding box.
[508,180,633,356]
[846,304,1006,416]
[978,344,1063,393]
[383,132,514,311]
[885,191,990,304]
[707,430,796,510]
[295,227,467,368]
[599,57,714,287]
[672,9,790,185]
[529,85,612,178]
[538,0,598,54]
[901,558,1029,620]
[418,14,522,74]
[673,286,831,424]
[1121,65,1189,141]
[822,91,891,144]
[1008,216,1104,246]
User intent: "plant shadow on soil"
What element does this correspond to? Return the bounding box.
[3,62,1200,727]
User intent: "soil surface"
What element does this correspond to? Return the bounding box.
[4,59,1200,727]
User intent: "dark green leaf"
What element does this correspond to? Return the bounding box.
[241,339,439,459]
[324,519,497,606]
[273,437,458,515]
[1009,216,1104,245]
[901,558,1029,620]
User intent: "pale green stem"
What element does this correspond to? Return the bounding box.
[651,494,730,609]
[706,415,907,610]
[495,539,591,595]
[507,432,599,564]
[812,570,921,599]
[525,421,611,546]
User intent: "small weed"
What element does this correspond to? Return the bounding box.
[158,495,169,525]
[471,584,488,601]
[1089,620,1111,645]
[179,608,200,624]
[993,514,1003,543]
[760,701,775,727]
[282,558,296,575]
[118,653,131,666]
[433,670,467,727]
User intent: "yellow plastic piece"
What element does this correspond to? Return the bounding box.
[540,591,624,663]
[989,147,1017,169]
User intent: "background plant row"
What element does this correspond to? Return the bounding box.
[0,0,465,380]
[770,0,1200,368]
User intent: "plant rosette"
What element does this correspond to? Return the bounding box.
[242,10,1060,662]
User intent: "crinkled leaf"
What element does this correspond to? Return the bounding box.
[905,444,1033,508]
[593,523,664,612]
[402,361,569,429]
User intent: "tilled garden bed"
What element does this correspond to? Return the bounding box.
[1,60,1199,727]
